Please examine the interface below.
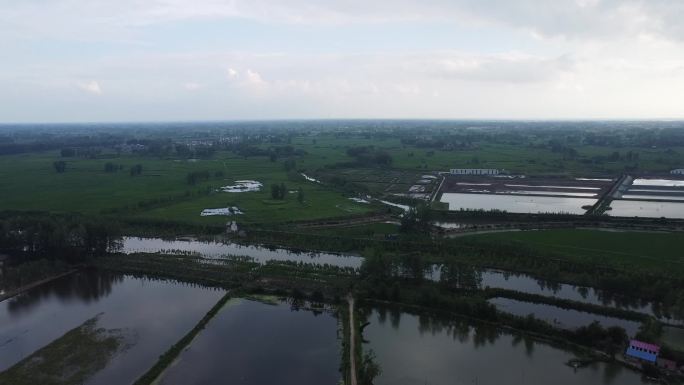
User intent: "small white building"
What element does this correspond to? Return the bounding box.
[671,169,684,175]
[450,168,500,176]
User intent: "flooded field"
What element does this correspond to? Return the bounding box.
[0,269,224,383]
[118,237,363,268]
[363,307,647,385]
[440,193,595,214]
[489,298,641,336]
[608,200,684,219]
[158,298,340,385]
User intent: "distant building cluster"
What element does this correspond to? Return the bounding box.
[450,168,500,175]
[671,169,684,175]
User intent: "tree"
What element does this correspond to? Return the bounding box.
[130,164,143,176]
[53,161,66,173]
[358,350,382,385]
[270,183,287,200]
[278,183,286,198]
[297,187,305,204]
[60,148,76,157]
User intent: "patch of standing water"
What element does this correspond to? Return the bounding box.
[301,173,321,183]
[157,298,340,385]
[489,298,641,336]
[118,237,363,268]
[379,200,411,212]
[349,197,371,204]
[363,306,648,385]
[200,207,243,216]
[220,180,262,193]
[0,269,225,383]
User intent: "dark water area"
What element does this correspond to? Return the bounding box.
[363,306,648,385]
[0,269,224,383]
[489,298,641,336]
[158,298,340,385]
[427,266,681,323]
[119,236,363,268]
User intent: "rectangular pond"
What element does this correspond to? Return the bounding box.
[157,298,341,385]
[440,193,595,214]
[363,306,648,385]
[0,269,225,384]
[607,200,684,219]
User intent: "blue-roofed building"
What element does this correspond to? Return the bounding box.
[625,340,660,363]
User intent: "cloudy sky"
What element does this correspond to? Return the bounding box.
[2,0,684,122]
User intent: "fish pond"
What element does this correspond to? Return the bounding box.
[362,306,649,385]
[157,298,341,385]
[0,269,225,384]
[440,193,595,214]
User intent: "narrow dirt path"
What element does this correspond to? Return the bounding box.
[348,294,358,385]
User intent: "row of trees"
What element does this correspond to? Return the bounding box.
[0,214,122,263]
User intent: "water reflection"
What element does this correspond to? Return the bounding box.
[363,306,648,385]
[118,237,363,268]
[489,298,641,336]
[158,298,340,385]
[427,265,681,323]
[440,193,596,214]
[0,269,225,384]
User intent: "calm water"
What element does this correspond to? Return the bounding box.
[426,267,680,322]
[0,269,225,383]
[364,307,648,385]
[158,298,340,385]
[489,298,641,336]
[119,237,363,268]
[440,193,595,214]
[608,200,684,219]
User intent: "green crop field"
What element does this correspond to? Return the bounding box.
[465,229,684,273]
[2,127,684,226]
[0,149,374,224]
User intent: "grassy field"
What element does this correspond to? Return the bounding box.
[465,229,684,273]
[1,132,683,225]
[0,149,373,224]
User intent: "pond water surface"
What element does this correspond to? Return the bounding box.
[119,237,363,268]
[489,298,641,336]
[426,267,680,323]
[0,269,225,383]
[440,193,595,214]
[608,200,684,219]
[158,298,340,385]
[364,307,648,385]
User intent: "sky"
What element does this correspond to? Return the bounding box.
[2,0,684,122]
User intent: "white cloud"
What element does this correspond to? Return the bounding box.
[183,82,202,90]
[3,0,684,42]
[76,80,102,95]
